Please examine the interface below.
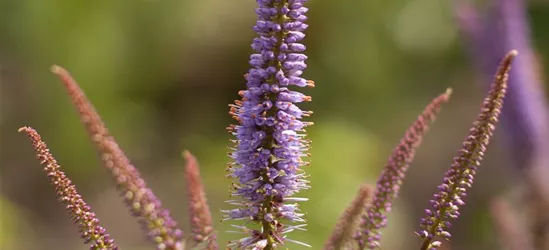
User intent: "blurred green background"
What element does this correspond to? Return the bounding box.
[1,0,549,249]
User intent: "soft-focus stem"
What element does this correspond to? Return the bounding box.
[490,197,535,250]
[452,0,549,171]
[498,0,549,246]
[325,184,373,250]
[452,0,549,247]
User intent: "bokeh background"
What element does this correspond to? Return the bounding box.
[1,0,549,249]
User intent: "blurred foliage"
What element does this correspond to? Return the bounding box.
[0,197,24,249]
[1,0,549,249]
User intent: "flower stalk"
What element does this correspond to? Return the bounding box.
[50,65,184,250]
[183,150,217,250]
[355,88,452,249]
[325,184,374,250]
[19,126,118,250]
[417,50,517,250]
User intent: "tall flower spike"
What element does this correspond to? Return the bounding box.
[417,50,517,250]
[324,185,374,250]
[223,0,313,249]
[18,127,118,250]
[50,65,184,250]
[183,150,217,250]
[355,89,452,249]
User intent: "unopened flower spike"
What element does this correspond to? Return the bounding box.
[50,65,184,250]
[355,88,452,249]
[223,0,313,249]
[417,50,517,250]
[324,185,374,250]
[183,150,217,250]
[19,127,118,250]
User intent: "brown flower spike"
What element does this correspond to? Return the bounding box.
[50,65,184,250]
[183,150,217,249]
[19,127,118,250]
[324,184,374,250]
[418,50,518,250]
[355,88,453,249]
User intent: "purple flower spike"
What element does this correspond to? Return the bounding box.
[417,50,517,250]
[453,0,549,176]
[19,127,118,250]
[355,89,452,249]
[453,0,549,246]
[224,0,313,248]
[51,66,184,250]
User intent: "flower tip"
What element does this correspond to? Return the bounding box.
[50,65,75,89]
[50,64,64,74]
[182,150,192,159]
[444,88,453,98]
[183,150,199,174]
[501,50,518,66]
[182,150,199,167]
[18,126,30,133]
